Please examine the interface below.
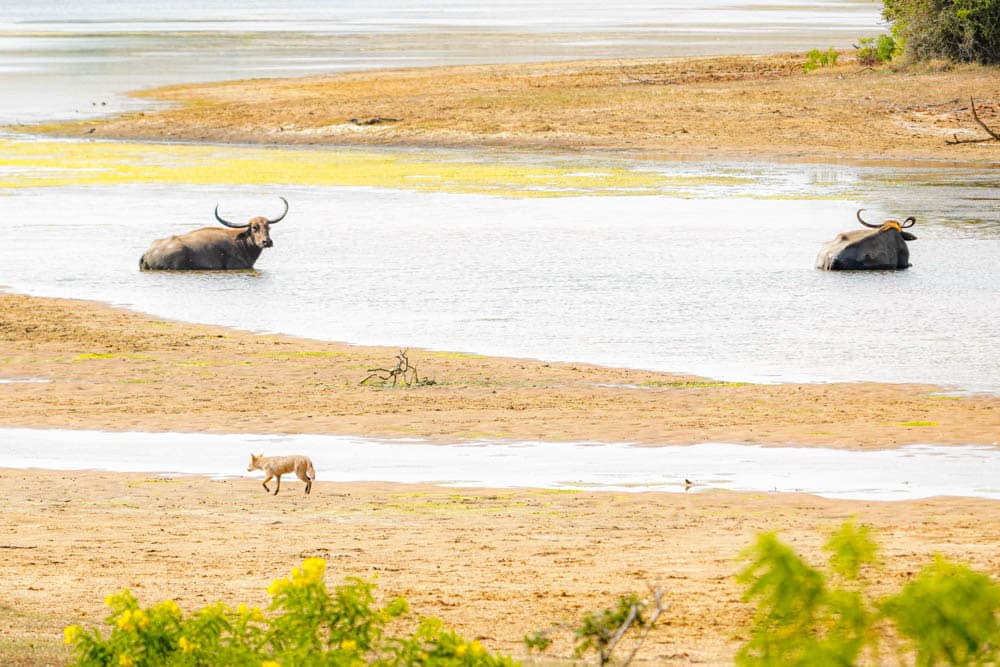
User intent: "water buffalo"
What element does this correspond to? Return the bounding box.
[815,209,917,271]
[139,197,288,270]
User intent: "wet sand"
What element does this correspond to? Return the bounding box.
[3,293,1000,663]
[26,53,1000,165]
[3,470,1000,666]
[3,293,998,449]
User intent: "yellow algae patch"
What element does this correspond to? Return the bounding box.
[0,136,745,197]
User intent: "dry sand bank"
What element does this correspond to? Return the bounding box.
[24,53,1000,165]
[3,470,1000,666]
[2,293,998,448]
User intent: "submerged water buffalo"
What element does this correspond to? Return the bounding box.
[139,197,288,270]
[815,209,917,271]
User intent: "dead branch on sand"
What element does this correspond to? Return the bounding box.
[946,97,1000,145]
[360,349,434,387]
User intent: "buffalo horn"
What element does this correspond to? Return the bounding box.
[901,215,916,228]
[856,209,880,229]
[214,204,248,229]
[267,196,289,224]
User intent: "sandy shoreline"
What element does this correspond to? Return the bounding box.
[3,292,999,449]
[3,469,999,666]
[3,293,1000,664]
[21,53,1000,165]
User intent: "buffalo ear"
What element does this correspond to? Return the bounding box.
[901,231,917,241]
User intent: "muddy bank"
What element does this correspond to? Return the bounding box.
[1,293,998,448]
[23,53,1000,165]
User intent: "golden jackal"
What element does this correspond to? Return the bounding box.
[247,453,315,495]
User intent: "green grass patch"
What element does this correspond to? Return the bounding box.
[639,379,748,389]
[256,351,346,359]
[899,420,940,427]
[74,353,151,361]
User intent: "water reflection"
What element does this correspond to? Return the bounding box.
[1,428,997,500]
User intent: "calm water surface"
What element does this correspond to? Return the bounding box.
[3,428,999,500]
[0,0,882,123]
[3,157,999,391]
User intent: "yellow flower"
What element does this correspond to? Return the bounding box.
[104,594,114,607]
[469,641,485,657]
[63,625,82,645]
[133,610,149,629]
[158,599,181,617]
[301,557,326,581]
[178,636,196,653]
[266,578,288,597]
[340,639,357,652]
[455,643,467,657]
[116,610,133,631]
[118,655,134,667]
[261,661,281,667]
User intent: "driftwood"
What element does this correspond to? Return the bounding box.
[360,349,433,387]
[349,116,399,126]
[946,97,1000,145]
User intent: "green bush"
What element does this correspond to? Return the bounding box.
[803,47,841,72]
[64,558,516,666]
[525,587,669,666]
[882,557,1000,666]
[856,35,899,65]
[882,0,1000,64]
[738,521,1000,666]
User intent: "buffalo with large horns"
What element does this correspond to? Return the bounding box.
[140,197,288,270]
[815,209,917,271]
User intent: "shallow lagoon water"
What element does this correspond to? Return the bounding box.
[1,428,998,500]
[2,147,999,391]
[0,0,882,124]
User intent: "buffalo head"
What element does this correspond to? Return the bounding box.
[815,209,917,271]
[214,196,288,250]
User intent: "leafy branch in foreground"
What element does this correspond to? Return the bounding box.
[738,520,1000,666]
[526,584,669,666]
[65,557,514,666]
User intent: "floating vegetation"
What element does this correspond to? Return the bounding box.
[0,135,848,199]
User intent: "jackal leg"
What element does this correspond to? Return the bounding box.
[273,474,281,495]
[296,469,313,495]
[262,474,273,494]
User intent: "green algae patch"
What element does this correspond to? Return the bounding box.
[0,136,712,197]
[74,353,152,361]
[255,351,347,359]
[639,379,748,389]
[429,351,488,359]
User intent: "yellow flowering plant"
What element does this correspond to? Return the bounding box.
[65,558,516,666]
